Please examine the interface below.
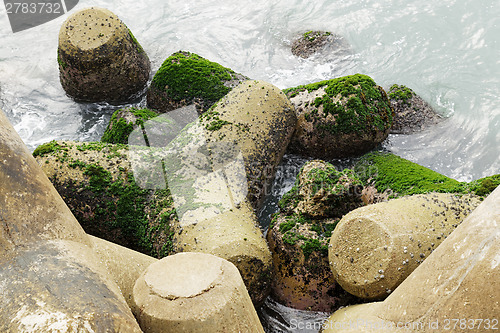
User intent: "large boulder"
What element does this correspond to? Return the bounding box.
[33,140,176,258]
[58,7,150,103]
[322,186,499,333]
[387,84,442,134]
[329,192,481,299]
[267,160,364,311]
[147,51,248,114]
[284,74,393,159]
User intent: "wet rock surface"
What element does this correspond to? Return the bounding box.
[284,74,393,159]
[388,84,442,134]
[58,7,150,103]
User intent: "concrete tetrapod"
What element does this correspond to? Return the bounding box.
[58,7,150,103]
[132,252,265,333]
[129,80,296,304]
[0,109,142,331]
[322,187,499,332]
[329,193,480,299]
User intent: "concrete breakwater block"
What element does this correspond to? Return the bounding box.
[0,108,142,331]
[329,193,480,299]
[322,186,499,332]
[132,252,265,333]
[58,7,150,103]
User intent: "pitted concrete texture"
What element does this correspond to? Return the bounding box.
[58,7,150,102]
[322,187,499,332]
[329,193,480,299]
[132,252,265,333]
[0,240,142,332]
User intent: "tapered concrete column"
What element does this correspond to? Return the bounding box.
[0,109,142,332]
[132,252,265,333]
[322,187,499,332]
[329,193,480,299]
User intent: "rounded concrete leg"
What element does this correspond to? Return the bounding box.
[322,187,499,332]
[132,252,265,333]
[329,193,480,299]
[58,7,150,102]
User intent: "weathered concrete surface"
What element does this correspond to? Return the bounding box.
[138,80,295,305]
[329,193,480,299]
[0,240,142,332]
[90,235,157,308]
[132,252,265,333]
[322,186,499,332]
[58,7,150,103]
[0,108,142,331]
[0,111,90,251]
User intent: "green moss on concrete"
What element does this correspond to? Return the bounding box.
[355,152,468,196]
[200,110,232,131]
[283,74,393,134]
[468,174,500,197]
[151,51,241,104]
[388,84,414,105]
[33,140,61,157]
[101,107,158,144]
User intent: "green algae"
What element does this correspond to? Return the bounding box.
[283,74,393,134]
[34,141,176,258]
[388,84,415,105]
[101,107,158,144]
[33,140,61,157]
[468,174,500,197]
[150,51,243,106]
[355,152,468,196]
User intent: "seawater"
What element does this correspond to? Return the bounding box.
[0,1,499,332]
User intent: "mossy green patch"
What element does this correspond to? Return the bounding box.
[283,74,392,134]
[468,174,500,197]
[301,238,328,259]
[101,107,158,144]
[151,51,242,105]
[33,140,61,157]
[355,152,468,196]
[388,84,414,105]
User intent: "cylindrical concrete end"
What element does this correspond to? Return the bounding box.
[132,252,265,333]
[329,193,480,299]
[58,7,150,102]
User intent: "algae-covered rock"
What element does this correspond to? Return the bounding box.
[279,160,364,218]
[267,213,361,312]
[468,174,500,197]
[147,51,248,113]
[101,107,158,144]
[267,160,364,311]
[329,192,481,299]
[58,7,150,103]
[387,84,441,134]
[284,74,393,159]
[33,140,176,258]
[354,152,469,197]
[291,31,351,60]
